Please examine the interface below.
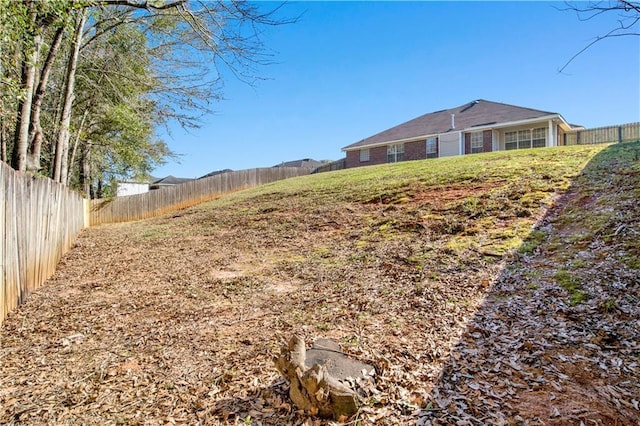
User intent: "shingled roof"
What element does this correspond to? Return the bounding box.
[343,99,562,150]
[273,158,324,169]
[151,175,193,186]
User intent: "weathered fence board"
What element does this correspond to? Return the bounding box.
[564,122,640,145]
[0,162,86,325]
[90,167,311,226]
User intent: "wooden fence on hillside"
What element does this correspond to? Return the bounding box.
[90,167,310,225]
[564,122,640,145]
[312,158,347,174]
[1,162,86,325]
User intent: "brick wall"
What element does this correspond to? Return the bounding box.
[370,146,387,164]
[404,140,426,161]
[346,138,437,168]
[483,130,493,153]
[346,145,389,168]
[345,151,360,168]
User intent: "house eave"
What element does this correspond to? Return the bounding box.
[343,113,572,152]
[464,114,570,132]
[342,134,441,152]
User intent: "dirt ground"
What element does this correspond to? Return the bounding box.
[1,146,638,425]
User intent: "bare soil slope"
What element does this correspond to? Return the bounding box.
[1,143,638,425]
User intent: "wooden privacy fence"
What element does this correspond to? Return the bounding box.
[312,158,346,174]
[1,162,86,325]
[564,122,640,145]
[1,165,309,324]
[90,167,311,225]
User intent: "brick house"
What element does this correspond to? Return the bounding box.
[342,99,576,168]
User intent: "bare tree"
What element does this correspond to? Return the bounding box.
[560,1,640,72]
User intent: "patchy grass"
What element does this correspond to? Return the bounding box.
[536,142,640,304]
[426,141,640,424]
[2,143,638,425]
[554,269,587,305]
[211,145,597,209]
[518,229,548,255]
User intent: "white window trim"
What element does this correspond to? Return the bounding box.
[360,148,370,162]
[505,131,518,150]
[505,127,547,150]
[470,132,483,153]
[426,137,437,158]
[387,143,404,163]
[426,138,437,153]
[532,127,546,148]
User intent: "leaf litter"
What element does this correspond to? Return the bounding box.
[0,143,638,425]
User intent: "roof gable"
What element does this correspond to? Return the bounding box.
[343,99,559,150]
[199,169,233,179]
[273,158,323,168]
[152,175,193,185]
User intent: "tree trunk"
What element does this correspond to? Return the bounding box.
[274,336,369,420]
[26,25,65,174]
[94,176,103,199]
[79,142,91,198]
[53,9,85,184]
[66,108,88,186]
[11,29,41,172]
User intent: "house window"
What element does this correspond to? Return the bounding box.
[470,132,483,153]
[505,131,518,150]
[426,138,437,159]
[360,148,370,162]
[532,127,546,148]
[387,143,404,163]
[518,130,531,149]
[506,127,547,150]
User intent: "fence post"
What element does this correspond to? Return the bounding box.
[618,126,622,144]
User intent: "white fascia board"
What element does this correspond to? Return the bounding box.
[462,114,565,132]
[554,114,573,131]
[342,134,440,152]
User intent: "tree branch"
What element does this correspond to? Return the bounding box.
[98,0,187,11]
[559,1,640,73]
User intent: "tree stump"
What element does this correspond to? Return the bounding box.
[274,335,375,420]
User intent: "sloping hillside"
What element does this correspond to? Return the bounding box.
[0,143,638,425]
[422,142,640,425]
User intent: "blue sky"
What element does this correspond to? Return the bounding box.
[152,1,640,179]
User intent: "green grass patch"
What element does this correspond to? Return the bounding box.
[519,230,548,255]
[623,255,640,270]
[554,269,587,305]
